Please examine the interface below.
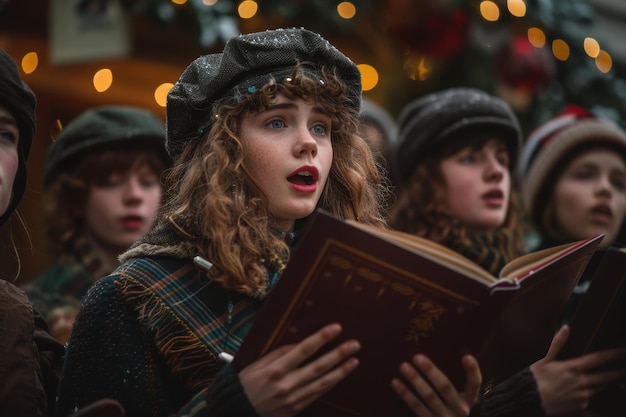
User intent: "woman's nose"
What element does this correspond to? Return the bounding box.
[595,174,614,196]
[294,126,318,158]
[123,177,144,201]
[484,156,505,181]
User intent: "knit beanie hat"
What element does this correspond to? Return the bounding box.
[360,98,399,151]
[517,105,626,233]
[395,87,522,181]
[0,49,37,226]
[44,105,168,186]
[165,27,362,160]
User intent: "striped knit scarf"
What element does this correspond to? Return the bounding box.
[442,230,517,276]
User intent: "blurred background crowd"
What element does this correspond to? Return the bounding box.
[1,0,626,283]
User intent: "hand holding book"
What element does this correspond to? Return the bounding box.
[233,210,603,417]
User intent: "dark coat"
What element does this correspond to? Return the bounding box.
[0,279,64,416]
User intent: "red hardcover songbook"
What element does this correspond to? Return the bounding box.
[232,209,603,417]
[557,246,626,416]
[559,246,626,357]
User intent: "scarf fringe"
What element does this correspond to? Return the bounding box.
[115,275,222,391]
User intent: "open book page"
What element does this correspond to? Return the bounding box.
[233,211,602,417]
[350,220,602,288]
[348,220,500,285]
[498,237,604,280]
[478,234,604,387]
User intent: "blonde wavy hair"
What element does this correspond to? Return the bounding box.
[162,65,390,295]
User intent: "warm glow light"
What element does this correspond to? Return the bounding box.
[155,83,174,107]
[584,37,600,58]
[203,0,217,4]
[93,69,113,93]
[171,0,187,5]
[357,64,378,91]
[527,27,546,48]
[238,0,258,19]
[551,39,570,61]
[403,55,432,81]
[21,52,38,74]
[51,119,63,142]
[337,2,356,19]
[480,1,500,22]
[595,50,612,73]
[507,0,526,17]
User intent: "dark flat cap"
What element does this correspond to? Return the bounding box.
[0,48,36,226]
[165,27,362,160]
[395,87,522,181]
[44,106,168,185]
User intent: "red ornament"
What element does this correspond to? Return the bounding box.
[496,36,555,93]
[392,8,471,59]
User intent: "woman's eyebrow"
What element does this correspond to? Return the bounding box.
[0,114,18,127]
[264,102,328,116]
[265,102,296,111]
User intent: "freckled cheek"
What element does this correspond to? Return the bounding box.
[246,155,272,177]
[318,148,333,182]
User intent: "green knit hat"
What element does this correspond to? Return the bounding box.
[44,105,169,186]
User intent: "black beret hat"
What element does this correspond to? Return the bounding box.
[165,27,362,160]
[0,48,36,226]
[44,105,168,186]
[395,87,522,181]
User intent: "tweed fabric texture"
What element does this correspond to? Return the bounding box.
[57,215,294,416]
[395,87,522,181]
[0,49,37,226]
[165,27,362,160]
[44,105,167,185]
[23,237,110,319]
[56,257,260,416]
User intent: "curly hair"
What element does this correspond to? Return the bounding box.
[389,134,524,257]
[162,65,390,295]
[43,147,168,258]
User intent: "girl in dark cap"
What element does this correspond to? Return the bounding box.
[0,47,65,417]
[390,87,626,416]
[56,28,481,417]
[22,105,170,345]
[390,87,525,274]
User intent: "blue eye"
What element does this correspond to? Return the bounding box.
[0,130,17,145]
[269,119,284,129]
[311,124,327,135]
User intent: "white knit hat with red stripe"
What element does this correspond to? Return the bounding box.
[517,105,626,233]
